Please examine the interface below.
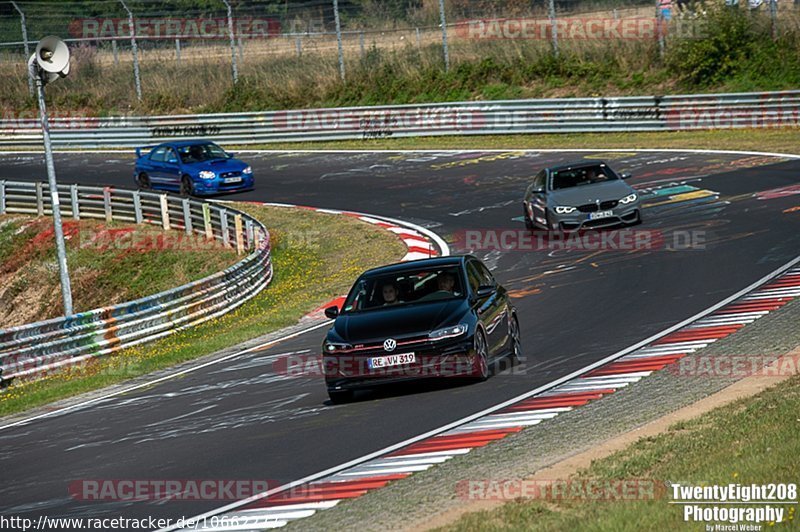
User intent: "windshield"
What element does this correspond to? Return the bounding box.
[551,165,619,190]
[342,266,465,313]
[177,143,231,164]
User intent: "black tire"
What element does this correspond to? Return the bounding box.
[545,211,556,232]
[137,172,150,190]
[508,313,521,364]
[523,206,534,231]
[328,389,354,404]
[472,330,490,382]
[180,175,195,197]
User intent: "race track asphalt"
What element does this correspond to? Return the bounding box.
[1,149,799,523]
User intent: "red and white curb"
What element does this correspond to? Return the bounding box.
[173,261,800,531]
[254,202,447,262]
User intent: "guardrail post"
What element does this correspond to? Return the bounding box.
[103,187,113,223]
[0,181,5,215]
[182,198,193,235]
[159,194,170,230]
[220,208,230,247]
[203,203,213,240]
[234,214,244,255]
[35,182,44,216]
[70,184,80,219]
[132,190,142,223]
[245,219,253,250]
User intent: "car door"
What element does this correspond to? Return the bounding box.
[163,148,182,188]
[526,170,548,229]
[147,146,169,186]
[473,260,510,356]
[467,260,507,358]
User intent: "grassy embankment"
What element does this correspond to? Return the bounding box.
[0,7,796,116]
[0,204,406,417]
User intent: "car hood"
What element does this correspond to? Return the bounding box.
[331,298,469,344]
[549,180,634,206]
[186,159,248,174]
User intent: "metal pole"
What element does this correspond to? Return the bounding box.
[295,36,302,57]
[770,0,778,40]
[416,27,421,49]
[175,38,181,66]
[11,2,33,96]
[119,1,142,101]
[238,35,244,64]
[359,30,365,59]
[333,0,345,81]
[655,0,665,58]
[30,63,74,316]
[438,0,449,71]
[111,39,119,65]
[548,0,559,56]
[222,0,239,84]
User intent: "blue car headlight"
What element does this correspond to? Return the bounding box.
[619,193,638,204]
[429,323,468,341]
[199,171,216,180]
[242,166,253,175]
[555,206,577,214]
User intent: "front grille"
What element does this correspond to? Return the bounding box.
[577,200,618,213]
[220,171,242,179]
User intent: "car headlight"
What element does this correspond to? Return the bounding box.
[428,323,468,341]
[554,206,577,214]
[199,170,216,180]
[242,166,253,175]
[324,342,353,354]
[619,193,638,204]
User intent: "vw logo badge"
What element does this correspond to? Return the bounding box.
[383,338,397,352]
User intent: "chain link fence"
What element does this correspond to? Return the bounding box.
[0,0,797,104]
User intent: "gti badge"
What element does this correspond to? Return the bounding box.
[383,338,397,352]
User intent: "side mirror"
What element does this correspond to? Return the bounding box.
[475,285,496,299]
[324,306,339,319]
[621,173,632,180]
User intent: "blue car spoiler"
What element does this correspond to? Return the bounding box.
[135,145,158,158]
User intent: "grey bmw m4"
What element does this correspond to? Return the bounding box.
[522,161,642,232]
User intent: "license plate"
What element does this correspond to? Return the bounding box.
[224,176,242,183]
[368,352,415,369]
[589,210,613,220]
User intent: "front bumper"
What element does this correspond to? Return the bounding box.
[324,337,476,391]
[551,203,640,231]
[194,175,255,195]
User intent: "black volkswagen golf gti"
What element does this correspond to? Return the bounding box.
[322,255,521,403]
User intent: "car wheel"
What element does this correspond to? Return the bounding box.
[328,389,353,404]
[523,206,534,231]
[137,172,150,190]
[509,313,521,363]
[180,176,195,197]
[545,211,557,232]
[472,330,490,382]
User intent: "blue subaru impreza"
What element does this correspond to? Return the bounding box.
[134,140,254,196]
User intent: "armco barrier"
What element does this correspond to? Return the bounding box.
[1,90,799,148]
[0,181,272,382]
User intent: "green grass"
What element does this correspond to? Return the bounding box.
[0,204,406,416]
[239,127,800,155]
[437,374,800,531]
[0,215,239,325]
[1,8,796,117]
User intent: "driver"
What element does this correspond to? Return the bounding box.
[382,283,401,305]
[436,272,456,293]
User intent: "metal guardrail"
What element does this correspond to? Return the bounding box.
[0,90,798,148]
[0,180,272,382]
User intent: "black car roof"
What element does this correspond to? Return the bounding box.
[547,160,608,172]
[360,255,470,277]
